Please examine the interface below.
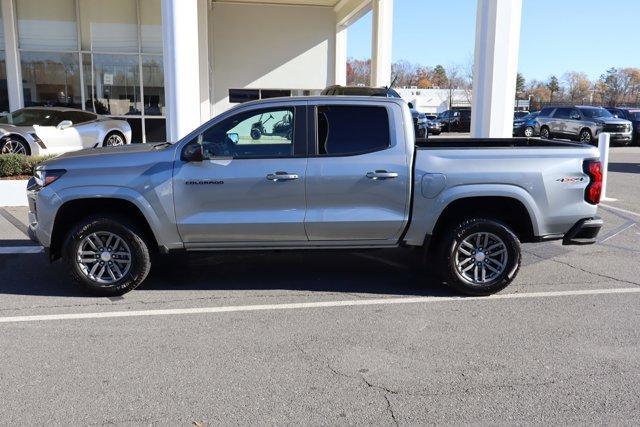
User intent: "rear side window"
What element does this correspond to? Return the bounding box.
[553,108,571,119]
[316,105,390,156]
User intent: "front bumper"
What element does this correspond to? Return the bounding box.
[562,216,603,245]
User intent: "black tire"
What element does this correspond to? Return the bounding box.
[523,126,534,137]
[435,218,521,296]
[579,129,593,144]
[0,136,31,155]
[250,128,262,140]
[103,131,126,147]
[540,126,551,139]
[63,216,152,296]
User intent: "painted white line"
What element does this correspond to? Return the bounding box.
[1,287,638,324]
[0,246,43,254]
[601,204,640,218]
[600,223,636,243]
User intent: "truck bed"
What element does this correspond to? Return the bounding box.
[418,137,589,149]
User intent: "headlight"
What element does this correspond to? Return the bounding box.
[34,168,66,187]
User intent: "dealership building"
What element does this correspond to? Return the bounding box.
[0,0,522,142]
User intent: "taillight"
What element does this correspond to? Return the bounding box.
[583,160,602,205]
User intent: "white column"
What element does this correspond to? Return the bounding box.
[334,24,347,86]
[162,0,201,141]
[1,0,23,111]
[197,0,211,123]
[470,0,522,138]
[370,0,393,88]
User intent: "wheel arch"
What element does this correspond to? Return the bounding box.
[1,132,34,155]
[49,197,159,261]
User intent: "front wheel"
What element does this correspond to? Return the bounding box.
[436,218,521,296]
[579,129,593,144]
[540,127,551,139]
[0,137,30,155]
[63,216,152,296]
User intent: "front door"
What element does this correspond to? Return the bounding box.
[174,105,308,245]
[305,103,410,242]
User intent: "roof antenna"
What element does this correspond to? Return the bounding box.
[386,75,398,95]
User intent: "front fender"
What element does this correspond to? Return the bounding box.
[53,186,181,249]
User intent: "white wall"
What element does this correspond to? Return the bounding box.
[210,3,336,115]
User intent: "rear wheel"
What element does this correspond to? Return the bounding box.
[63,216,151,296]
[435,218,521,296]
[0,137,30,155]
[524,126,534,137]
[103,131,126,147]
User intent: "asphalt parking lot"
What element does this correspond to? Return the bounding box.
[1,148,639,424]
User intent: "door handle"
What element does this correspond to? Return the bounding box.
[366,170,398,180]
[266,171,299,181]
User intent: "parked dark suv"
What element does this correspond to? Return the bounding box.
[321,85,429,139]
[535,106,633,145]
[436,108,471,132]
[606,107,640,145]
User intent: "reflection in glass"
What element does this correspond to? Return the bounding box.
[79,0,138,52]
[145,118,166,142]
[142,56,164,116]
[0,52,8,113]
[91,54,140,116]
[126,118,143,143]
[21,52,81,108]
[16,0,77,51]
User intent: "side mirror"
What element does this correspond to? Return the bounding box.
[408,102,414,109]
[181,142,204,162]
[57,120,73,130]
[226,132,239,144]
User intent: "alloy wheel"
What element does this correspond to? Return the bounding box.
[1,139,27,155]
[580,131,592,143]
[76,231,132,285]
[105,134,125,146]
[454,232,508,285]
[524,127,534,137]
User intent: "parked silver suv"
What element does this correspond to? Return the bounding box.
[535,106,633,145]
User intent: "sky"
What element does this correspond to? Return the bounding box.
[347,0,639,82]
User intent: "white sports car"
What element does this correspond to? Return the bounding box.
[0,107,132,156]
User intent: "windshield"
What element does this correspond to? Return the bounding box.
[0,109,59,126]
[578,107,613,119]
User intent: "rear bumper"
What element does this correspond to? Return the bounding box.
[562,216,603,245]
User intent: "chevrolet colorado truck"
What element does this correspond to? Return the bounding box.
[27,97,604,296]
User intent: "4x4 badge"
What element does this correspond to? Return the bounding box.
[556,177,584,183]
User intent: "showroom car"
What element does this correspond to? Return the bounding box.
[0,107,132,156]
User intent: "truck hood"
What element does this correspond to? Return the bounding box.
[41,143,176,169]
[593,117,631,125]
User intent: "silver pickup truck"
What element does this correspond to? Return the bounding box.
[27,97,603,296]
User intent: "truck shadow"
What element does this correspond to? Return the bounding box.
[0,250,453,298]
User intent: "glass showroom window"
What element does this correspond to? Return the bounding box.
[0,6,8,113]
[15,0,164,143]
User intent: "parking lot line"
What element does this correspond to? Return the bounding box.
[0,246,43,254]
[0,287,638,324]
[601,203,640,218]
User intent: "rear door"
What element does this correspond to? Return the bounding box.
[304,102,410,242]
[174,104,308,245]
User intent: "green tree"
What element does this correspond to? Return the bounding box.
[516,72,526,96]
[547,76,560,102]
[431,65,449,88]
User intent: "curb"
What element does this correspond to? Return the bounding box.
[0,180,28,207]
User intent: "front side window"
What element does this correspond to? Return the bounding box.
[62,111,96,124]
[579,107,613,119]
[316,105,390,156]
[196,108,295,159]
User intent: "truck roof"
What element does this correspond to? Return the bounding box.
[233,95,408,109]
